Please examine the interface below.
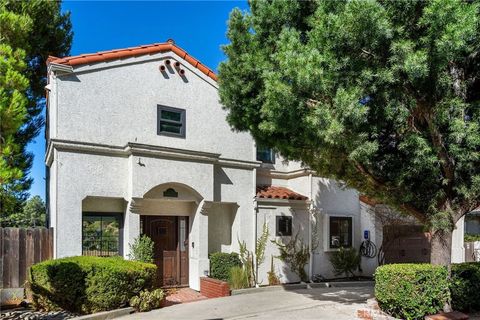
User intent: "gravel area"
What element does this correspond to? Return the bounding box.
[0,308,77,320]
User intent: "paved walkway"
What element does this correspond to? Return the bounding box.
[119,286,374,320]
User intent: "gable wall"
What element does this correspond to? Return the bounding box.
[52,52,254,161]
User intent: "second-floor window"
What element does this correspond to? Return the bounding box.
[157,105,186,138]
[256,145,275,163]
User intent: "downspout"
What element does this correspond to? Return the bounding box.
[253,166,258,287]
[308,172,314,282]
[54,72,59,259]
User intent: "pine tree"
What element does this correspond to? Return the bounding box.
[219,0,480,265]
[0,0,72,221]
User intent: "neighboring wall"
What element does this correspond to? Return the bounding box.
[256,202,310,285]
[312,177,367,279]
[256,161,380,281]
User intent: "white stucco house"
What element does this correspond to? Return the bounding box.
[45,40,465,291]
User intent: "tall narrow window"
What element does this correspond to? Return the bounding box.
[157,105,186,137]
[82,213,122,256]
[329,216,353,249]
[256,145,275,163]
[276,216,292,236]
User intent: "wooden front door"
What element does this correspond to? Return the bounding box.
[142,216,189,287]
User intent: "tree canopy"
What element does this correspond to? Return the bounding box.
[0,195,46,227]
[219,0,480,264]
[0,0,72,217]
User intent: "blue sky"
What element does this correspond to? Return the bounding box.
[27,0,248,200]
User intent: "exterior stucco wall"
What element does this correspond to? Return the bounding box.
[53,53,253,162]
[311,177,371,279]
[215,166,255,253]
[53,151,128,258]
[208,204,236,254]
[256,203,310,285]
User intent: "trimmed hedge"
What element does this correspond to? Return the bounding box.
[451,262,480,312]
[209,252,242,281]
[375,264,449,320]
[29,256,156,314]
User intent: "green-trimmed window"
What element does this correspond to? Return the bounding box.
[256,145,275,163]
[157,105,186,137]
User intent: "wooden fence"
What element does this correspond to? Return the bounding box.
[0,228,54,288]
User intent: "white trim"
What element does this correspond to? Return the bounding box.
[48,63,73,75]
[45,139,261,169]
[256,198,312,206]
[257,168,313,179]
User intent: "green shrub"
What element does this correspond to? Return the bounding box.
[29,256,156,314]
[374,264,449,320]
[128,235,155,263]
[464,233,480,242]
[130,289,165,312]
[329,247,361,278]
[273,233,310,282]
[451,262,480,312]
[228,266,249,289]
[209,252,242,281]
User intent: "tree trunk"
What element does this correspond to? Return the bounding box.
[430,229,453,266]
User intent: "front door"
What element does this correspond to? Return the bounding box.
[142,216,189,287]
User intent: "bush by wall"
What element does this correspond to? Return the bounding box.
[374,264,449,320]
[130,289,165,312]
[229,266,249,289]
[209,252,242,282]
[29,256,156,314]
[128,235,155,263]
[450,262,480,312]
[329,247,361,278]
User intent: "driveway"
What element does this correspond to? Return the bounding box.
[119,286,373,320]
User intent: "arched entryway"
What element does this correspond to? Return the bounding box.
[132,182,203,287]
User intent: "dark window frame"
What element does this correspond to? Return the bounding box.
[276,216,292,236]
[256,145,276,164]
[82,212,124,257]
[328,216,353,249]
[157,105,186,138]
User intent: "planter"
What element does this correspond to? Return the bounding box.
[200,277,230,298]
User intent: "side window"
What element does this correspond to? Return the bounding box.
[256,145,275,163]
[276,216,292,236]
[329,216,353,249]
[157,105,186,138]
[82,213,122,256]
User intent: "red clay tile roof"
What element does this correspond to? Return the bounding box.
[359,195,377,206]
[256,186,308,201]
[47,39,217,81]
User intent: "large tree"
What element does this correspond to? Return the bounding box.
[218,0,480,265]
[0,0,72,219]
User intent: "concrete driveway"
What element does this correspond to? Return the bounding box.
[119,286,373,320]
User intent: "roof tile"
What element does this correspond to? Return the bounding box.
[47,40,217,81]
[256,185,308,201]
